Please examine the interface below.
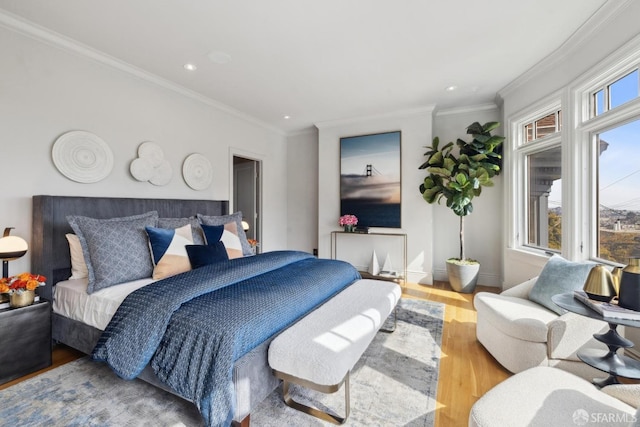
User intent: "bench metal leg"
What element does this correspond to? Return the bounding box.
[281,372,350,425]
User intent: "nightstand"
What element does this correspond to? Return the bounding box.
[0,300,52,385]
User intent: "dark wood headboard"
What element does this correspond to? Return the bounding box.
[32,195,228,302]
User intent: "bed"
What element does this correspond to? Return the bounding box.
[31,195,360,427]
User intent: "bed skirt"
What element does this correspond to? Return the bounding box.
[52,313,279,423]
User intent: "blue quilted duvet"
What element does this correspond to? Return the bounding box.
[92,250,360,426]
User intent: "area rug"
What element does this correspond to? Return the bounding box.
[0,298,443,427]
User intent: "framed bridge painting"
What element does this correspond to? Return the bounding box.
[340,131,401,228]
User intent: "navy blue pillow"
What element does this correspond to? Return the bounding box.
[186,243,229,269]
[200,224,224,245]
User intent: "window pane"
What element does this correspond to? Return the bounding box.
[594,89,605,116]
[535,112,557,139]
[610,70,639,110]
[525,123,533,142]
[527,147,562,250]
[597,118,640,264]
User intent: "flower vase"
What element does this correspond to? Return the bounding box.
[10,290,35,308]
[344,225,354,233]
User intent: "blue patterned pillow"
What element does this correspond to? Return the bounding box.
[197,211,252,256]
[67,211,159,294]
[186,243,228,269]
[146,224,194,279]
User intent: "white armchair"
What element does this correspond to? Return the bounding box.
[474,277,609,380]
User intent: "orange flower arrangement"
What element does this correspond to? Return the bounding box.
[0,272,46,295]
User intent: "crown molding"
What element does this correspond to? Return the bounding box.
[286,126,318,139]
[0,10,285,136]
[314,105,436,130]
[498,0,635,100]
[434,102,499,117]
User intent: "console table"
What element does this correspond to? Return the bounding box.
[552,292,640,387]
[330,231,407,285]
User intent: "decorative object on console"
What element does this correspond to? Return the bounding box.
[340,131,401,228]
[338,214,358,232]
[368,250,380,276]
[130,141,173,186]
[583,264,617,302]
[0,272,46,308]
[618,258,640,311]
[183,153,213,190]
[52,130,114,183]
[0,227,28,278]
[419,122,505,293]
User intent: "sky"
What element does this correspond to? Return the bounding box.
[340,131,401,178]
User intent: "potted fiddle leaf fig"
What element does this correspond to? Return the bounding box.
[419,122,504,293]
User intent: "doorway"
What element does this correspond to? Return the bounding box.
[233,155,261,251]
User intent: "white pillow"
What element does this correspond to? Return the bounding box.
[65,233,89,280]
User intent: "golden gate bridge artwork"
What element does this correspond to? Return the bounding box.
[340,131,401,228]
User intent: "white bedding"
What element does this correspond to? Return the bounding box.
[53,277,156,330]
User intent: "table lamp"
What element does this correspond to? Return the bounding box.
[0,227,28,278]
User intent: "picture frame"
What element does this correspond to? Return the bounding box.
[340,131,401,228]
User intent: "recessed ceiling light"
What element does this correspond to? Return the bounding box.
[208,51,232,65]
[283,115,291,120]
[445,85,458,92]
[183,63,197,71]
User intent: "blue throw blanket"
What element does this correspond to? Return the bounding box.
[92,250,360,426]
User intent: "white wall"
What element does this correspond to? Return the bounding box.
[0,25,288,274]
[499,1,640,288]
[316,108,434,284]
[286,129,319,253]
[432,106,503,286]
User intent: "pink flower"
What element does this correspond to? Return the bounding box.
[339,215,358,226]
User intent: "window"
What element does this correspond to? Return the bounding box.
[526,147,562,250]
[524,110,562,142]
[592,69,639,116]
[513,104,563,253]
[508,38,640,266]
[594,119,640,264]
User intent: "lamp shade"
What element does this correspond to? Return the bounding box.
[241,221,250,231]
[583,264,616,302]
[0,228,28,261]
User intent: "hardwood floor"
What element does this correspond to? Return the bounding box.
[403,281,512,427]
[1,282,511,426]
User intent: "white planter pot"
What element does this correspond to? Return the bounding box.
[446,261,480,293]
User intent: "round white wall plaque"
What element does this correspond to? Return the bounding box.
[52,131,114,183]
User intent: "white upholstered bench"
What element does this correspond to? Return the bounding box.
[268,279,402,424]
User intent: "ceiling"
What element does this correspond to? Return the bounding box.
[0,0,613,134]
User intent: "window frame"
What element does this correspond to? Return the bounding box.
[508,95,563,255]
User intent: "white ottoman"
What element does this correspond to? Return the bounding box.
[268,279,401,424]
[470,366,638,427]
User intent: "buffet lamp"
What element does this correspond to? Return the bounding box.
[583,264,617,302]
[0,227,28,278]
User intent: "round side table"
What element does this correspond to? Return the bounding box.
[552,292,640,387]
